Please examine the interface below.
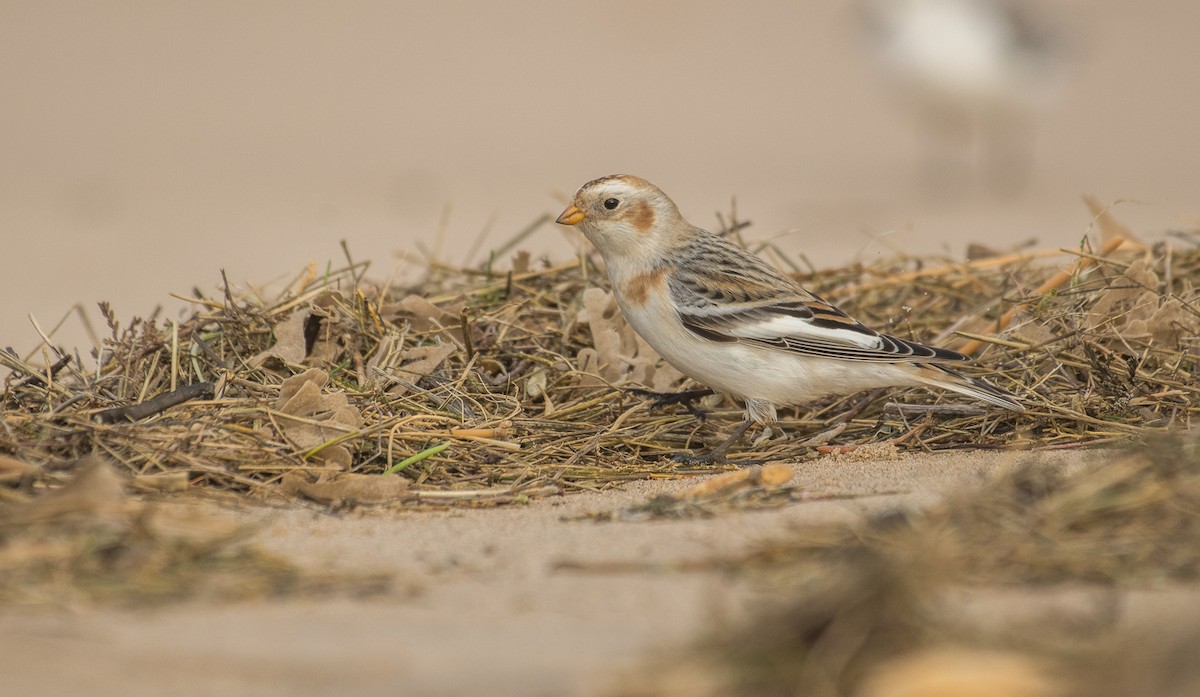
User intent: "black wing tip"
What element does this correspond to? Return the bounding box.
[930,345,972,362]
[887,334,971,362]
[968,376,1026,411]
[925,363,1026,411]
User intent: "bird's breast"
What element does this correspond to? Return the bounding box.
[617,265,671,308]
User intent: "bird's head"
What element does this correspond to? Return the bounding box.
[556,174,685,262]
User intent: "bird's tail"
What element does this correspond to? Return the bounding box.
[914,364,1025,412]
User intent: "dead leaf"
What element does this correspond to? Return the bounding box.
[571,287,685,391]
[363,329,403,388]
[251,311,309,366]
[511,250,531,274]
[1123,296,1197,347]
[275,369,363,469]
[572,348,605,388]
[391,294,464,337]
[1008,313,1057,346]
[251,301,349,368]
[388,343,458,396]
[637,333,687,392]
[279,473,411,506]
[1084,195,1148,250]
[799,422,848,447]
[303,305,343,366]
[1087,258,1173,340]
[676,464,794,501]
[966,243,1002,261]
[525,367,549,400]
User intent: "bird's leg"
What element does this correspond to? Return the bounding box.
[673,418,755,466]
[624,387,715,420]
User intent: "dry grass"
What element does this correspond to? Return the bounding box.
[0,456,388,607]
[0,208,1197,505]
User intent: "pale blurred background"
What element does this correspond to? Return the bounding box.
[2,1,1198,358]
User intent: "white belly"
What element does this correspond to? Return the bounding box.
[617,290,920,410]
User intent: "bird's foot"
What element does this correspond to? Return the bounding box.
[624,387,715,420]
[749,424,777,448]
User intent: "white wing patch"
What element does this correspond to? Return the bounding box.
[727,314,885,350]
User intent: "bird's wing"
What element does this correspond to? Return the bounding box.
[667,252,967,364]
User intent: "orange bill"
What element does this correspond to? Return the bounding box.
[556,205,585,225]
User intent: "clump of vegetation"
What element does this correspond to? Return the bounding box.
[1,204,1196,506]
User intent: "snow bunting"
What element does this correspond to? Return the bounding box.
[557,174,1022,459]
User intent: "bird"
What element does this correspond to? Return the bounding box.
[857,0,1074,193]
[556,174,1023,462]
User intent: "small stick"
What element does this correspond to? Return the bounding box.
[447,434,522,451]
[460,308,475,363]
[170,319,179,393]
[950,332,1033,351]
[7,353,72,389]
[447,427,503,438]
[483,212,551,266]
[798,422,847,447]
[883,403,988,417]
[848,248,1065,292]
[220,269,240,317]
[408,484,560,501]
[93,381,215,423]
[958,235,1128,356]
[427,259,581,304]
[341,239,370,286]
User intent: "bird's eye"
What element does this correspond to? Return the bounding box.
[603,198,619,210]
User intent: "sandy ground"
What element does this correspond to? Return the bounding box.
[3,2,1199,695]
[1,448,1100,697]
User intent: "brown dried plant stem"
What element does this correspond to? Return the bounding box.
[94,382,216,424]
[958,235,1129,356]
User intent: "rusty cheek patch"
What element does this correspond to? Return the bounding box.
[624,202,656,233]
[622,266,669,306]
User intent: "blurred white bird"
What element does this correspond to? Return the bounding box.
[859,0,1074,194]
